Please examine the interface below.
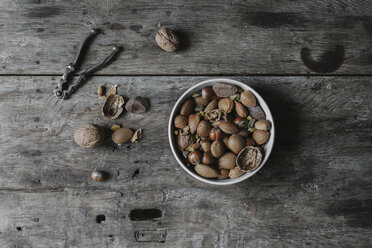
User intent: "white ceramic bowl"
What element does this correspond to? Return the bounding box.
[168,78,275,185]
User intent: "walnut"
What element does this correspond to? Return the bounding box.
[155,27,180,52]
[74,124,105,148]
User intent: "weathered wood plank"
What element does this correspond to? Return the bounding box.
[0,0,371,75]
[0,76,371,247]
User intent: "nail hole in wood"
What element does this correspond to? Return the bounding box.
[130,209,162,221]
[16,226,22,231]
[96,214,106,223]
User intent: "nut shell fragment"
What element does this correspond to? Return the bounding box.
[125,96,150,114]
[229,167,245,178]
[236,146,262,172]
[195,164,220,178]
[102,94,125,119]
[130,129,143,143]
[74,124,105,148]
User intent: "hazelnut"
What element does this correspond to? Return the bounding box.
[202,87,216,100]
[211,140,225,158]
[209,127,223,141]
[197,120,212,138]
[155,27,180,52]
[217,169,230,179]
[188,114,200,134]
[233,117,248,129]
[219,122,239,134]
[180,98,195,116]
[91,170,105,182]
[255,119,271,131]
[253,130,270,145]
[202,152,214,165]
[240,90,256,107]
[228,134,245,155]
[174,115,188,129]
[245,137,256,147]
[218,152,236,169]
[218,98,234,113]
[112,127,133,145]
[74,124,105,148]
[188,150,202,164]
[195,96,210,106]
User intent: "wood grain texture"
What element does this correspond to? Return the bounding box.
[0,76,371,247]
[0,0,371,75]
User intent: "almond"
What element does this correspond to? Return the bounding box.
[235,101,248,118]
[195,164,220,178]
[204,99,218,113]
[188,114,200,134]
[255,119,271,131]
[218,98,234,113]
[253,130,270,145]
[240,90,256,107]
[180,98,195,116]
[219,122,239,134]
[197,120,212,138]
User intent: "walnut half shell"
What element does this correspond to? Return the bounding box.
[236,146,262,172]
[102,94,125,119]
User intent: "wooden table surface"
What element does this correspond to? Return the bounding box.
[0,1,371,247]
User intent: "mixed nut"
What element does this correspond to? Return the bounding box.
[173,83,271,179]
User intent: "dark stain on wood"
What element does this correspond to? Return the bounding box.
[300,45,345,73]
[20,150,41,157]
[130,209,162,221]
[95,214,106,223]
[311,82,322,92]
[129,25,143,32]
[26,6,61,18]
[246,12,306,28]
[325,199,372,228]
[37,28,44,32]
[135,230,167,242]
[131,169,140,179]
[108,23,126,30]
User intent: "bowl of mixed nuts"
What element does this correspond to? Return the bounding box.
[168,78,274,185]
